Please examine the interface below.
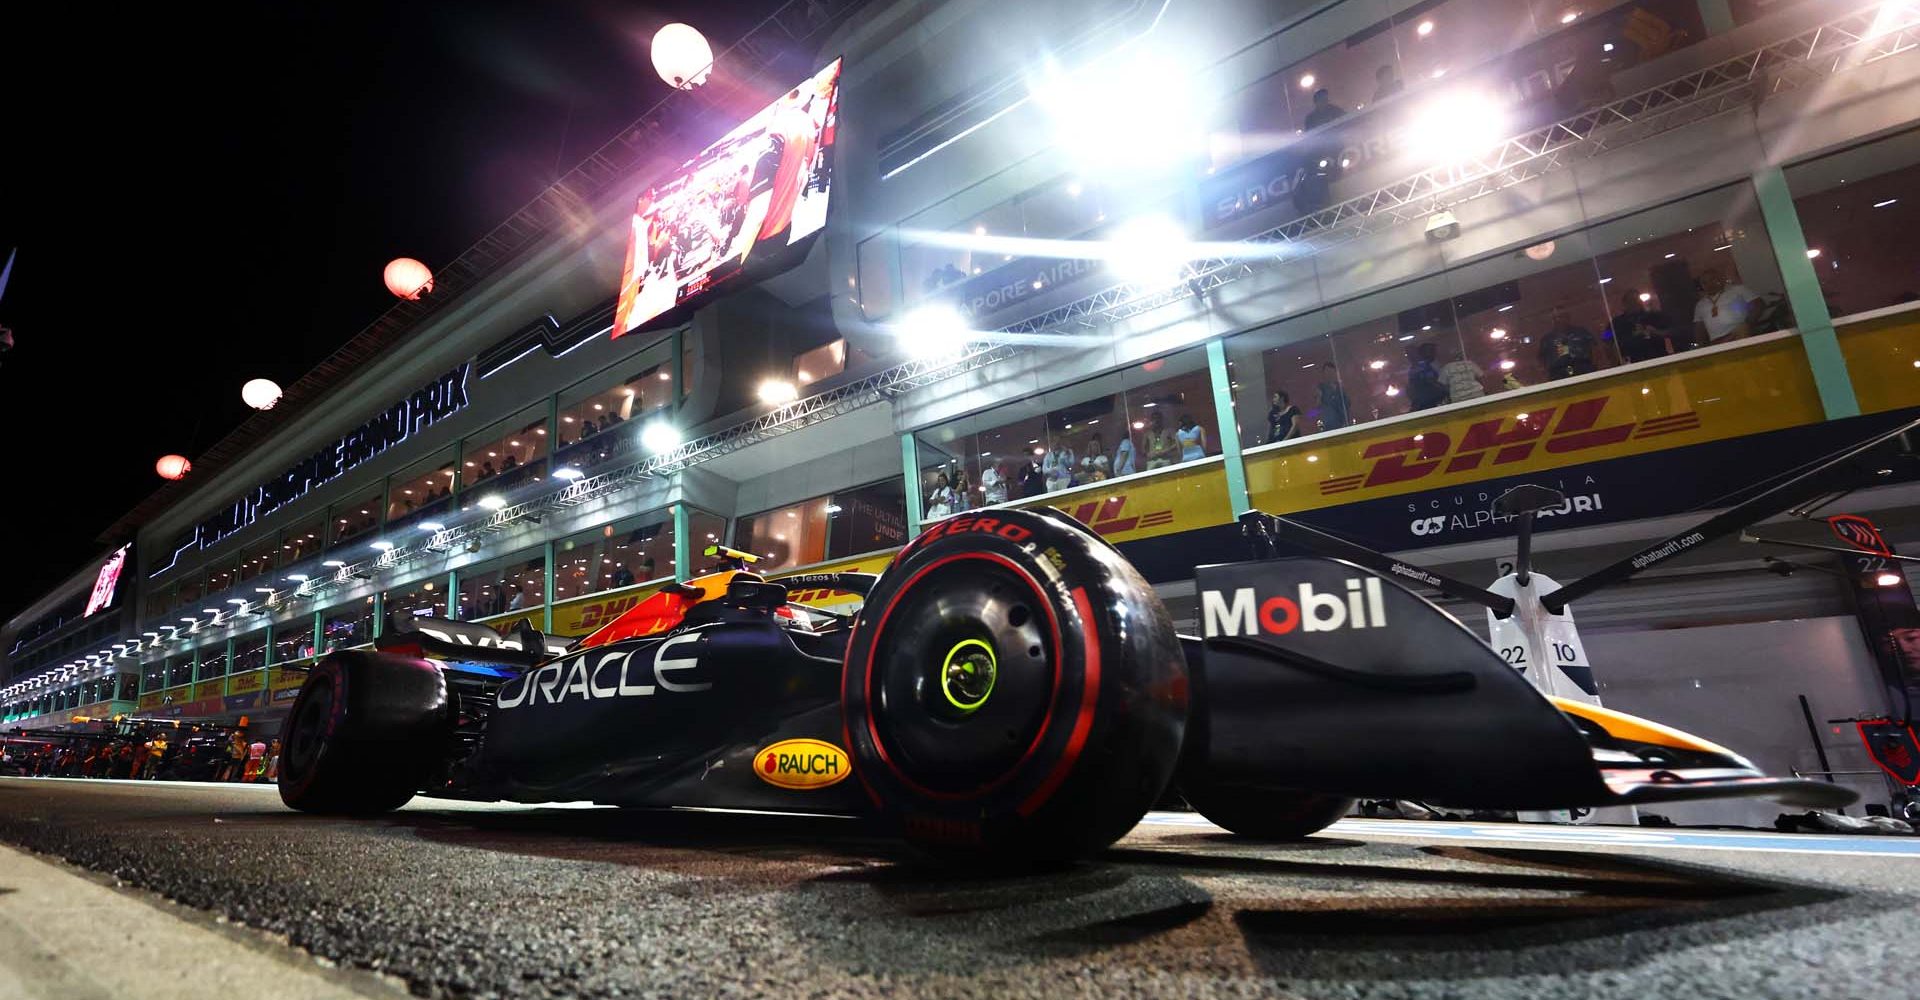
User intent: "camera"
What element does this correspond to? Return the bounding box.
[1424,211,1461,243]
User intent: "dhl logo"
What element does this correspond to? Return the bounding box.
[786,586,850,605]
[1053,495,1176,536]
[565,595,642,632]
[1319,396,1700,496]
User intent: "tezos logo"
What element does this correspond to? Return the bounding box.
[1410,515,1448,537]
[754,739,852,790]
[1201,578,1388,637]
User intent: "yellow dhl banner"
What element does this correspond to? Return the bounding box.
[549,585,665,638]
[136,691,165,711]
[1837,313,1920,416]
[193,680,225,701]
[269,668,307,693]
[228,670,267,695]
[771,550,902,611]
[1016,457,1234,543]
[1246,336,1829,515]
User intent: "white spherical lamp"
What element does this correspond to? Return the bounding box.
[384,257,435,300]
[241,378,283,411]
[651,23,713,90]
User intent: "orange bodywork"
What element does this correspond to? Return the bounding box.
[576,570,763,648]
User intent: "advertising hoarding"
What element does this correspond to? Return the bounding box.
[612,58,842,336]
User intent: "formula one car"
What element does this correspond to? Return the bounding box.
[278,508,1852,861]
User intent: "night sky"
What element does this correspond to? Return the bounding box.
[0,2,770,621]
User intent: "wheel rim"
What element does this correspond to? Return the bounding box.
[282,677,334,782]
[871,560,1054,794]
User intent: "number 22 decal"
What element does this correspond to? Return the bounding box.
[1500,646,1527,665]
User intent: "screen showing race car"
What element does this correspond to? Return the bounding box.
[83,544,129,618]
[612,57,842,338]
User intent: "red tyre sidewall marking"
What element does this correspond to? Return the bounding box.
[1016,586,1102,818]
[280,661,347,802]
[857,551,1066,803]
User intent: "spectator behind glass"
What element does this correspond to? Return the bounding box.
[1111,431,1137,477]
[1303,88,1346,130]
[1267,391,1301,443]
[1175,414,1208,461]
[951,469,972,512]
[1438,349,1487,403]
[1611,290,1674,363]
[981,460,1008,505]
[1081,433,1110,482]
[1693,269,1755,344]
[1405,342,1447,411]
[925,473,954,518]
[1018,457,1045,498]
[1317,380,1350,431]
[1539,307,1599,379]
[580,418,598,438]
[1043,440,1076,493]
[640,555,656,581]
[1144,410,1177,470]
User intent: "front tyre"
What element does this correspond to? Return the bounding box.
[278,651,450,814]
[1180,771,1354,840]
[843,508,1188,863]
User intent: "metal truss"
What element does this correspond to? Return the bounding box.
[294,344,1021,604]
[1006,0,1920,336]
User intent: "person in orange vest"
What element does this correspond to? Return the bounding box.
[243,738,267,782]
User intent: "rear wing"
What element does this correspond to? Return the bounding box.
[376,616,571,668]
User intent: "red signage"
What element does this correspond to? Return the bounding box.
[613,58,842,336]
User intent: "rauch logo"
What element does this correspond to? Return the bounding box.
[754,738,852,790]
[1201,578,1388,637]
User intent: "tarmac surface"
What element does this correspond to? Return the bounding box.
[0,777,1913,999]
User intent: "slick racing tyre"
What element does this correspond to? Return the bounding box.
[1179,770,1354,840]
[843,507,1188,863]
[279,651,450,814]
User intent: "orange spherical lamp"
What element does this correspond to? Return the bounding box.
[156,455,192,480]
[651,23,714,90]
[383,257,435,300]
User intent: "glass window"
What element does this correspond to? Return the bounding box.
[794,338,850,389]
[383,577,450,629]
[278,514,327,567]
[273,618,316,665]
[856,233,895,321]
[197,643,227,679]
[169,574,204,614]
[386,449,456,533]
[915,347,1221,509]
[554,510,682,602]
[233,632,268,674]
[461,404,550,501]
[734,481,908,574]
[142,659,165,693]
[557,349,674,478]
[118,674,138,701]
[899,175,1113,318]
[166,653,193,688]
[455,552,546,622]
[234,536,278,585]
[321,599,376,652]
[1785,129,1920,319]
[329,489,383,549]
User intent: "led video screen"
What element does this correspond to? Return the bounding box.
[612,57,842,337]
[84,544,128,618]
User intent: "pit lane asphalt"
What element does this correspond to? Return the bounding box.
[0,778,1911,1000]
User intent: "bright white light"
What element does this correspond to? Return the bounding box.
[898,304,973,360]
[1602,42,1614,51]
[241,378,282,411]
[758,379,799,404]
[226,599,247,606]
[1874,198,1899,208]
[1499,359,1517,370]
[418,521,444,532]
[553,466,586,481]
[1402,90,1509,165]
[1639,292,1653,303]
[1806,248,1822,259]
[201,608,221,614]
[1108,215,1190,288]
[1384,385,1400,396]
[1298,73,1316,89]
[1417,19,1435,35]
[1368,359,1388,370]
[641,421,684,454]
[254,587,275,594]
[1489,328,1507,340]
[1560,10,1580,23]
[1877,572,1904,587]
[478,494,508,511]
[370,540,394,551]
[287,574,310,582]
[323,560,345,567]
[1033,47,1209,177]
